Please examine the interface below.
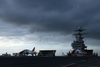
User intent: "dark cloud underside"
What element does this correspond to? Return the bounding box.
[0,0,100,39]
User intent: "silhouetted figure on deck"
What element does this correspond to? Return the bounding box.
[93,53,95,57]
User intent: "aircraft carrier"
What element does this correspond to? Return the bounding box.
[0,27,97,67]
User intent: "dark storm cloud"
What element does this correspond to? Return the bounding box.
[0,0,100,39]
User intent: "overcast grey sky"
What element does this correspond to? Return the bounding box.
[0,0,100,56]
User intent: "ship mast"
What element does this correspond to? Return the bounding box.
[71,27,87,50]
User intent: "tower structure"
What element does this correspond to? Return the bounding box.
[71,27,87,51]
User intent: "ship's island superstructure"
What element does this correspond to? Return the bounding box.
[70,27,93,56]
[71,27,87,50]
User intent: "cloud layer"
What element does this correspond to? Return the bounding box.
[0,0,100,40]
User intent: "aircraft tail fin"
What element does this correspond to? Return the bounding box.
[19,51,24,54]
[62,52,65,55]
[70,50,72,53]
[32,47,35,51]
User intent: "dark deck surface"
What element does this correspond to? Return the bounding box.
[70,57,100,67]
[0,56,92,67]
